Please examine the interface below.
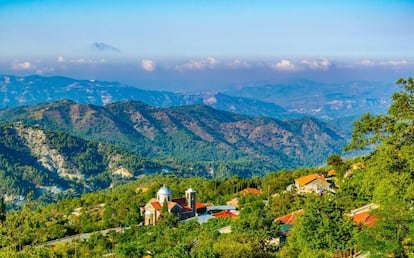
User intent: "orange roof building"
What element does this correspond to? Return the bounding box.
[150,201,162,210]
[195,202,205,209]
[348,203,378,227]
[239,187,261,195]
[275,209,304,225]
[212,210,238,219]
[294,174,331,194]
[295,174,327,187]
[275,209,304,236]
[351,211,376,227]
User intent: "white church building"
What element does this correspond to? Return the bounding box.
[142,186,196,225]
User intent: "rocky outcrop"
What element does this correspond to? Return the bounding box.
[16,124,83,180]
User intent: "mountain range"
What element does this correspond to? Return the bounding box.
[225,79,394,119]
[0,100,346,175]
[0,75,295,119]
[0,74,384,202]
[0,75,394,120]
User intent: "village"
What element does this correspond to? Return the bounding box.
[137,160,377,251]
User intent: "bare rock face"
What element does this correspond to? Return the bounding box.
[0,122,161,202]
[16,125,83,180]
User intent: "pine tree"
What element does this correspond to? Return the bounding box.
[0,196,5,223]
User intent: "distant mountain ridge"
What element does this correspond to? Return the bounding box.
[0,75,394,122]
[225,79,395,119]
[0,75,296,119]
[0,100,347,174]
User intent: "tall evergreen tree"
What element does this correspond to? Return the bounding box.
[0,196,5,223]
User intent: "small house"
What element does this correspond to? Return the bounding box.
[294,173,332,194]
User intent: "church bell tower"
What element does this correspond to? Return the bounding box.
[185,187,196,215]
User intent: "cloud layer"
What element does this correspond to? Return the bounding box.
[227,59,252,69]
[176,57,218,71]
[358,59,414,66]
[271,58,334,71]
[56,56,106,64]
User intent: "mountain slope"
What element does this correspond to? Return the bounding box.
[0,123,172,202]
[0,100,347,171]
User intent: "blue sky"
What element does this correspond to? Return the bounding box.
[1,0,414,90]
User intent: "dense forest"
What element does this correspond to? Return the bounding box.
[0,77,413,257]
[0,99,346,172]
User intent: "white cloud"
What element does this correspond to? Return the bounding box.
[359,59,375,66]
[57,56,65,63]
[227,59,251,69]
[300,58,332,70]
[176,57,218,71]
[11,61,33,70]
[271,58,334,71]
[141,59,155,72]
[271,59,297,71]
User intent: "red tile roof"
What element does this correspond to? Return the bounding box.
[150,201,162,210]
[172,198,187,207]
[212,210,238,219]
[351,211,376,227]
[172,198,193,212]
[196,201,205,209]
[275,209,304,225]
[239,188,261,195]
[295,174,327,187]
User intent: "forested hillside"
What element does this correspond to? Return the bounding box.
[0,100,346,172]
[0,123,179,202]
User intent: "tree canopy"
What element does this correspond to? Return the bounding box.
[346,77,414,150]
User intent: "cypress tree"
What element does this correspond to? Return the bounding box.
[0,196,6,223]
